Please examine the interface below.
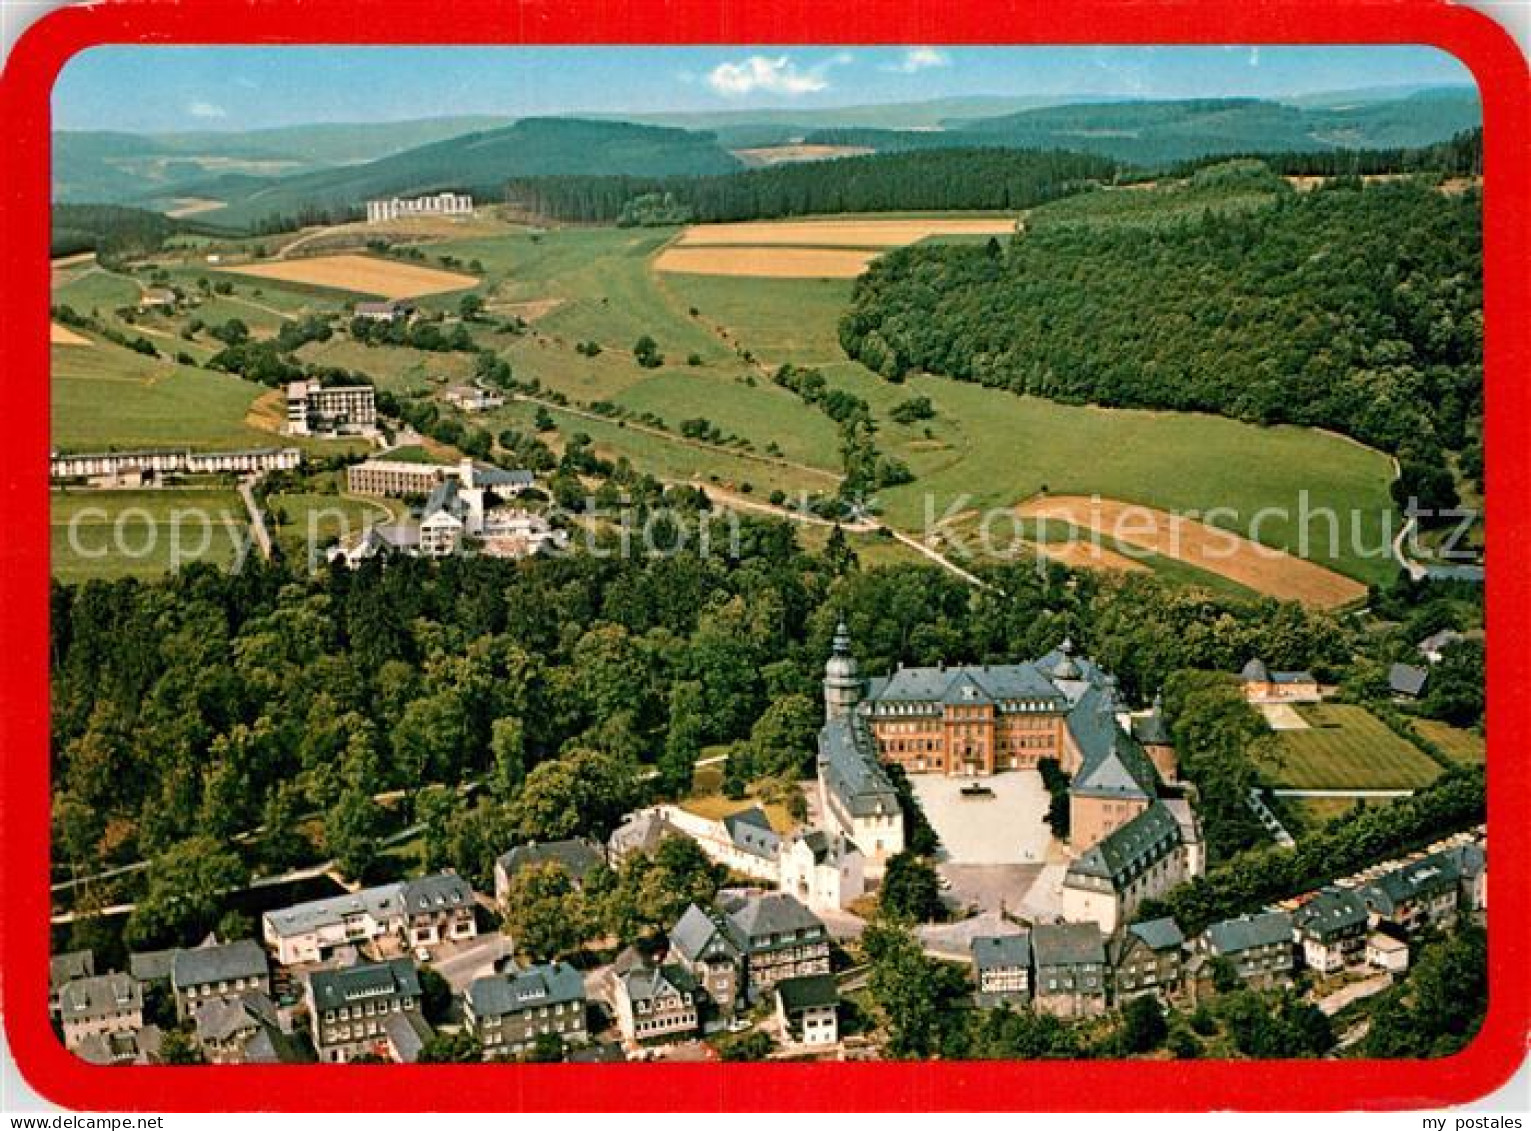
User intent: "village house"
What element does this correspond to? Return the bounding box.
[1238,658,1321,703]
[306,958,430,1064]
[1109,916,1185,1003]
[191,992,304,1065]
[494,839,606,908]
[774,973,840,1048]
[1061,801,1193,934]
[1388,663,1430,701]
[74,1026,163,1067]
[1293,889,1370,974]
[778,828,866,913]
[262,872,476,966]
[1031,922,1108,1018]
[172,939,271,1019]
[667,903,744,1024]
[1196,911,1295,988]
[1366,926,1411,974]
[419,478,468,557]
[655,804,782,883]
[1358,850,1463,933]
[444,384,506,413]
[466,962,587,1058]
[609,950,700,1045]
[720,892,832,1002]
[352,299,415,323]
[58,972,143,1051]
[607,808,684,865]
[398,873,479,949]
[49,950,94,1018]
[971,933,1032,1009]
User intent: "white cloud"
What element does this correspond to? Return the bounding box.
[706,54,835,97]
[884,47,950,74]
[188,99,227,120]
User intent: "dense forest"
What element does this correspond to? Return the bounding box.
[504,148,1117,224]
[52,520,1378,936]
[840,174,1482,488]
[50,204,194,261]
[1159,127,1483,180]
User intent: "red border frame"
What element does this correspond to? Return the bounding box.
[3,0,1527,1112]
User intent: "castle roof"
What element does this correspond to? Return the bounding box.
[1064,802,1181,887]
[818,714,900,820]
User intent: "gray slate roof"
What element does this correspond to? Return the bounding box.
[1065,683,1158,801]
[1389,663,1430,697]
[172,939,268,991]
[264,884,404,939]
[399,872,475,915]
[775,973,838,1012]
[50,950,94,992]
[58,973,141,1022]
[971,933,1032,971]
[818,714,901,820]
[1204,910,1293,954]
[128,949,177,985]
[1128,916,1185,953]
[1294,889,1369,940]
[724,807,781,860]
[497,839,605,885]
[468,962,585,1018]
[864,663,1065,710]
[787,829,859,865]
[724,893,826,951]
[1360,850,1462,913]
[309,958,420,1013]
[1065,802,1181,886]
[192,991,277,1044]
[1031,922,1106,969]
[384,1008,434,1063]
[668,903,740,965]
[619,961,696,1005]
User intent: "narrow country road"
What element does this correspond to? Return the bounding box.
[240,475,274,560]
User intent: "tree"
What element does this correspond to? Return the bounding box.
[1119,995,1168,1053]
[325,787,383,882]
[659,681,705,797]
[418,965,453,1025]
[633,335,664,369]
[603,835,722,943]
[1365,927,1487,1057]
[1422,639,1485,727]
[418,1030,483,1063]
[156,1026,205,1065]
[515,747,642,842]
[501,862,591,960]
[489,716,527,800]
[878,852,944,923]
[458,293,486,321]
[862,919,964,1058]
[749,693,820,779]
[125,836,248,949]
[520,1032,567,1063]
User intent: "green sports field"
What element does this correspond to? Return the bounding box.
[1256,704,1443,791]
[51,488,252,581]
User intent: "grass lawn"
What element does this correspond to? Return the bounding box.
[296,337,478,394]
[267,489,404,562]
[1410,718,1486,767]
[52,341,279,452]
[661,268,1398,588]
[52,488,252,581]
[51,266,142,312]
[1257,704,1443,791]
[677,794,795,835]
[1290,795,1400,831]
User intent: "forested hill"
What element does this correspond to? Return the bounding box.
[506,148,1119,224]
[204,118,745,231]
[802,90,1482,166]
[840,173,1481,482]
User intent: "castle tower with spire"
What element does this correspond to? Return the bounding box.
[823,621,862,723]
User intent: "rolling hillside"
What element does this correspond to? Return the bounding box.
[805,89,1481,165]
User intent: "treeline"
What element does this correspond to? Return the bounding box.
[1160,127,1483,181]
[51,204,189,262]
[841,178,1482,477]
[504,148,1116,224]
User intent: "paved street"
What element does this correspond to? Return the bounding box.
[430,932,515,993]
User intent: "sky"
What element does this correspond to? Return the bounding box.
[51,46,1475,134]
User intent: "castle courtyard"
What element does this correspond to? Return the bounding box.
[910,772,1057,866]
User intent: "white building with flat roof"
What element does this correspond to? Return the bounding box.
[366,193,474,224]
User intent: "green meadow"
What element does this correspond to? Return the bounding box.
[51,488,252,581]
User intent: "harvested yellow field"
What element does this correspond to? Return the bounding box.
[675,217,1018,248]
[164,197,226,219]
[224,254,478,299]
[1026,539,1150,574]
[732,144,876,167]
[653,246,878,279]
[1018,495,1368,609]
[50,322,91,346]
